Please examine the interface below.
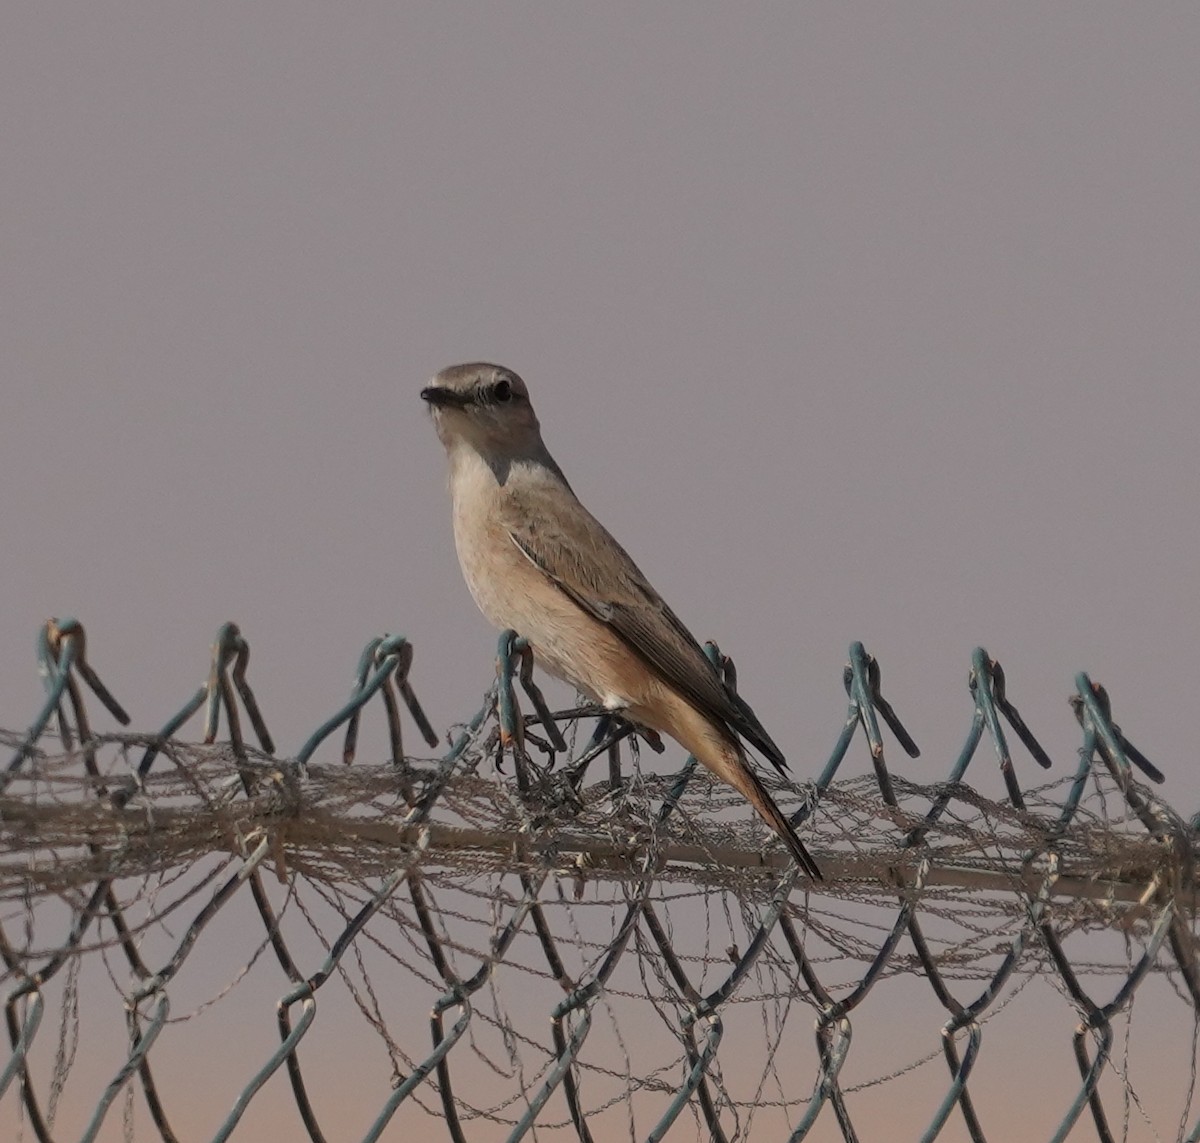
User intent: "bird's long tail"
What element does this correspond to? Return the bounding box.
[652,693,822,880]
[737,761,823,881]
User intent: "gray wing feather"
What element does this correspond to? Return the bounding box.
[507,515,789,775]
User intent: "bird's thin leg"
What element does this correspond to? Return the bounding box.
[566,713,665,791]
[567,714,619,787]
[567,715,635,790]
[607,732,622,788]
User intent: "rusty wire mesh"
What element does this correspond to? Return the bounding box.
[1,619,1197,1142]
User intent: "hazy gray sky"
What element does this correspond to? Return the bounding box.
[2,5,1197,1139]
[4,5,1196,800]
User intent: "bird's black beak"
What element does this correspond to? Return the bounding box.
[421,386,470,408]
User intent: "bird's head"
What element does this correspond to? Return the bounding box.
[421,363,545,461]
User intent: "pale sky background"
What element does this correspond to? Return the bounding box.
[2,4,1198,1141]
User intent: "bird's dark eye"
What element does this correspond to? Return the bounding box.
[492,378,513,402]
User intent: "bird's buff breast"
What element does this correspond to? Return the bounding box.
[449,459,648,710]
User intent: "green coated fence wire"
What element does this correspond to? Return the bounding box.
[0,619,1197,1142]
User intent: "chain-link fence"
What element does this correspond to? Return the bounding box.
[2,620,1197,1141]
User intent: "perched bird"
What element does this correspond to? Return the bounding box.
[421,363,821,879]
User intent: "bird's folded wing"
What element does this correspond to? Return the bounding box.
[504,496,788,775]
